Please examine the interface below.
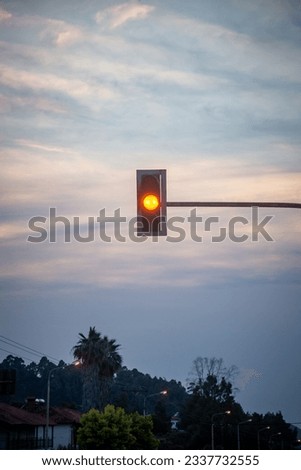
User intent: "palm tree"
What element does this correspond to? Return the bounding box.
[73,327,122,411]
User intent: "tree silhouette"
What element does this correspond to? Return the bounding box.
[72,327,122,411]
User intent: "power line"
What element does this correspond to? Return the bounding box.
[0,335,60,364]
[0,346,36,363]
[0,337,45,359]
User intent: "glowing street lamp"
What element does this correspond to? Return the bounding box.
[237,418,252,449]
[257,426,270,450]
[211,411,231,450]
[45,361,80,448]
[143,390,168,416]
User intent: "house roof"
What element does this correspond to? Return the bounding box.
[0,403,82,426]
[51,407,81,424]
[0,403,48,426]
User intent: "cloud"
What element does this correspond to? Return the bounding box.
[0,65,117,109]
[158,12,301,84]
[0,7,12,22]
[41,19,84,47]
[0,94,67,115]
[52,50,224,93]
[0,145,119,210]
[96,1,154,29]
[0,221,27,241]
[0,8,83,47]
[1,224,299,291]
[2,142,300,214]
[168,159,301,203]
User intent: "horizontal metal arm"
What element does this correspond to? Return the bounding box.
[166,201,301,209]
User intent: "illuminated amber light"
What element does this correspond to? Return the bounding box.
[142,194,160,211]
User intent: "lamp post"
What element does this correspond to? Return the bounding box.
[237,419,252,450]
[211,411,231,450]
[257,426,270,450]
[143,390,168,416]
[269,432,281,449]
[45,361,80,448]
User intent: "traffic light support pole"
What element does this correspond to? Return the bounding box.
[166,202,301,209]
[136,169,301,237]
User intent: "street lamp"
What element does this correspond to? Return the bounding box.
[211,411,231,450]
[257,426,270,450]
[237,419,252,450]
[143,390,168,417]
[45,361,80,448]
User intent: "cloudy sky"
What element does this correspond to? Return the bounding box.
[0,0,301,423]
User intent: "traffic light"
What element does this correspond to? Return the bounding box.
[136,169,167,236]
[0,369,16,395]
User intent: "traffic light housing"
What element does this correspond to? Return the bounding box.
[0,369,16,395]
[136,169,167,236]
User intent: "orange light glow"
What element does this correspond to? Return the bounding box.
[142,194,159,211]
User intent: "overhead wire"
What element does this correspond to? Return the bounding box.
[0,335,60,364]
[0,346,36,363]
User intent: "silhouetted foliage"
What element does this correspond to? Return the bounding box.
[110,367,187,416]
[152,400,171,435]
[73,327,122,411]
[0,353,298,449]
[180,366,297,450]
[0,355,81,406]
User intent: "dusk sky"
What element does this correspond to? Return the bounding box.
[0,0,301,424]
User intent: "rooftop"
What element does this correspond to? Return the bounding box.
[0,402,81,426]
